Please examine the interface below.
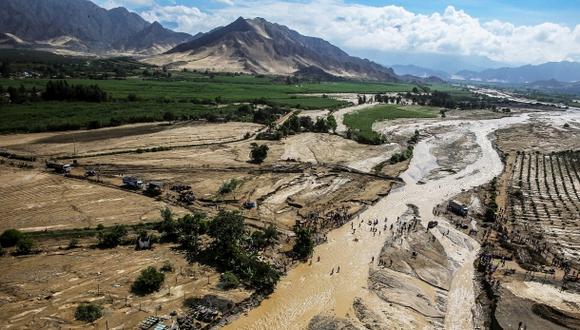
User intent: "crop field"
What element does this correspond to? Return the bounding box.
[0,101,245,133]
[343,105,439,141]
[508,151,580,263]
[0,76,418,101]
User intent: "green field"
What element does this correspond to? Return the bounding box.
[344,105,439,141]
[0,101,241,133]
[0,75,416,103]
[0,73,465,133]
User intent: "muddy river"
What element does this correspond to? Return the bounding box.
[225,110,580,330]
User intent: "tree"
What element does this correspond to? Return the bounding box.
[75,303,103,322]
[250,143,269,163]
[326,115,337,133]
[178,213,207,255]
[0,229,24,247]
[131,266,165,295]
[293,226,314,260]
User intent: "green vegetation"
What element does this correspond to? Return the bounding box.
[131,266,165,295]
[75,302,103,323]
[160,261,174,273]
[219,178,241,194]
[15,236,35,255]
[256,113,337,141]
[97,225,128,248]
[292,226,315,260]
[0,229,24,247]
[249,143,269,163]
[220,271,240,289]
[344,105,437,144]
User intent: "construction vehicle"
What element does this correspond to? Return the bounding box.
[45,160,71,174]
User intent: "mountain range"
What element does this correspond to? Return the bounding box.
[455,62,580,84]
[0,0,191,55]
[145,17,399,81]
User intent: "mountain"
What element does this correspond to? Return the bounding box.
[456,62,580,84]
[524,80,580,96]
[391,64,450,80]
[147,17,399,81]
[0,0,192,55]
[354,50,508,75]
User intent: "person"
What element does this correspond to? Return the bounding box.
[337,266,340,273]
[330,268,334,275]
[371,256,375,262]
[317,256,320,262]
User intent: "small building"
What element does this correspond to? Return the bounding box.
[448,200,468,216]
[123,176,143,189]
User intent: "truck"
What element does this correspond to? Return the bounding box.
[123,176,143,189]
[448,200,468,216]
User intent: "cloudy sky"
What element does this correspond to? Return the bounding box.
[95,0,580,67]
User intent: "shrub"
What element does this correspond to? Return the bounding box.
[160,261,174,273]
[131,266,165,295]
[0,229,24,247]
[97,225,127,248]
[220,271,240,289]
[219,179,240,195]
[0,244,4,256]
[15,237,35,255]
[68,238,79,249]
[75,303,103,322]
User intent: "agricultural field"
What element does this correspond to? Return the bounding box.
[343,104,439,141]
[0,166,188,232]
[508,151,580,264]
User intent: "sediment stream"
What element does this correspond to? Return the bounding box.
[225,110,580,330]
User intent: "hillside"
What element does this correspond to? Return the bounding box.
[0,0,191,55]
[147,17,399,81]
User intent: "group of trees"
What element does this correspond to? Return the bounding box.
[155,208,281,292]
[43,80,108,102]
[0,84,42,104]
[0,229,35,255]
[256,113,337,141]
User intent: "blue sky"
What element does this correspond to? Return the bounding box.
[98,0,580,66]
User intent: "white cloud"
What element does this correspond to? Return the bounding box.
[100,0,155,9]
[139,0,580,65]
[214,0,234,5]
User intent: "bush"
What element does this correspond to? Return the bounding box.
[97,225,127,248]
[220,271,240,289]
[219,179,240,195]
[160,260,174,273]
[68,238,79,249]
[0,244,4,256]
[15,237,35,255]
[75,302,103,322]
[0,229,24,247]
[131,266,165,295]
